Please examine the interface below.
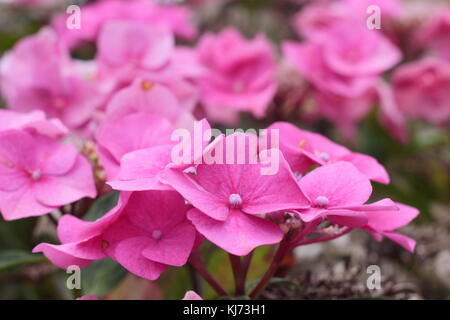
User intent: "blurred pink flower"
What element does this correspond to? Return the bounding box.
[417,8,450,61]
[0,110,67,139]
[97,21,174,84]
[0,28,103,129]
[283,24,401,98]
[0,130,96,220]
[197,28,277,123]
[392,57,450,126]
[52,0,197,49]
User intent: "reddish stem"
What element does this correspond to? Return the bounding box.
[189,252,228,297]
[229,254,246,296]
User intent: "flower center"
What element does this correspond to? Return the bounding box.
[141,80,154,91]
[228,193,243,208]
[314,195,329,208]
[30,169,42,181]
[318,152,330,162]
[152,230,162,240]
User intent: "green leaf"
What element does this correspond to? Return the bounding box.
[0,250,47,272]
[84,191,119,221]
[81,258,127,297]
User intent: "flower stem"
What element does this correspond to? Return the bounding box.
[189,252,228,297]
[229,254,246,296]
[249,240,291,299]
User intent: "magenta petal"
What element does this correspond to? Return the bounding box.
[142,222,196,266]
[32,243,93,269]
[106,236,167,280]
[34,155,97,207]
[327,210,368,228]
[0,186,54,221]
[57,193,128,243]
[187,208,283,256]
[340,152,390,184]
[108,146,173,192]
[366,202,419,231]
[383,231,416,253]
[160,169,229,221]
[299,162,372,207]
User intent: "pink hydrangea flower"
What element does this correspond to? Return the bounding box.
[0,110,67,138]
[0,28,103,129]
[417,8,450,61]
[266,122,389,184]
[97,20,174,84]
[52,0,197,49]
[197,28,277,123]
[96,113,175,179]
[295,162,394,223]
[160,133,310,255]
[392,57,450,126]
[283,23,401,98]
[0,130,96,220]
[34,191,197,280]
[104,79,195,129]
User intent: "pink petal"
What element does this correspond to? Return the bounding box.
[107,146,173,191]
[32,243,93,269]
[366,202,419,231]
[34,155,97,207]
[299,162,372,207]
[142,222,196,266]
[382,231,416,253]
[340,152,390,184]
[187,208,283,256]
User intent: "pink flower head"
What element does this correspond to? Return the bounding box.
[392,57,450,126]
[363,200,419,252]
[52,0,197,49]
[96,113,175,179]
[266,122,389,184]
[292,0,400,40]
[104,79,195,129]
[0,28,102,129]
[283,23,401,97]
[197,28,277,123]
[0,130,96,220]
[97,20,174,83]
[313,89,376,139]
[294,162,394,223]
[160,133,310,255]
[417,8,450,61]
[0,110,67,138]
[35,190,197,280]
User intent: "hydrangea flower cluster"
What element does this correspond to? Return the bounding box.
[0,0,433,299]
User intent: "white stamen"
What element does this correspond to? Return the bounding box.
[228,193,243,208]
[152,230,162,240]
[314,195,329,207]
[184,166,197,175]
[31,169,41,181]
[319,152,330,162]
